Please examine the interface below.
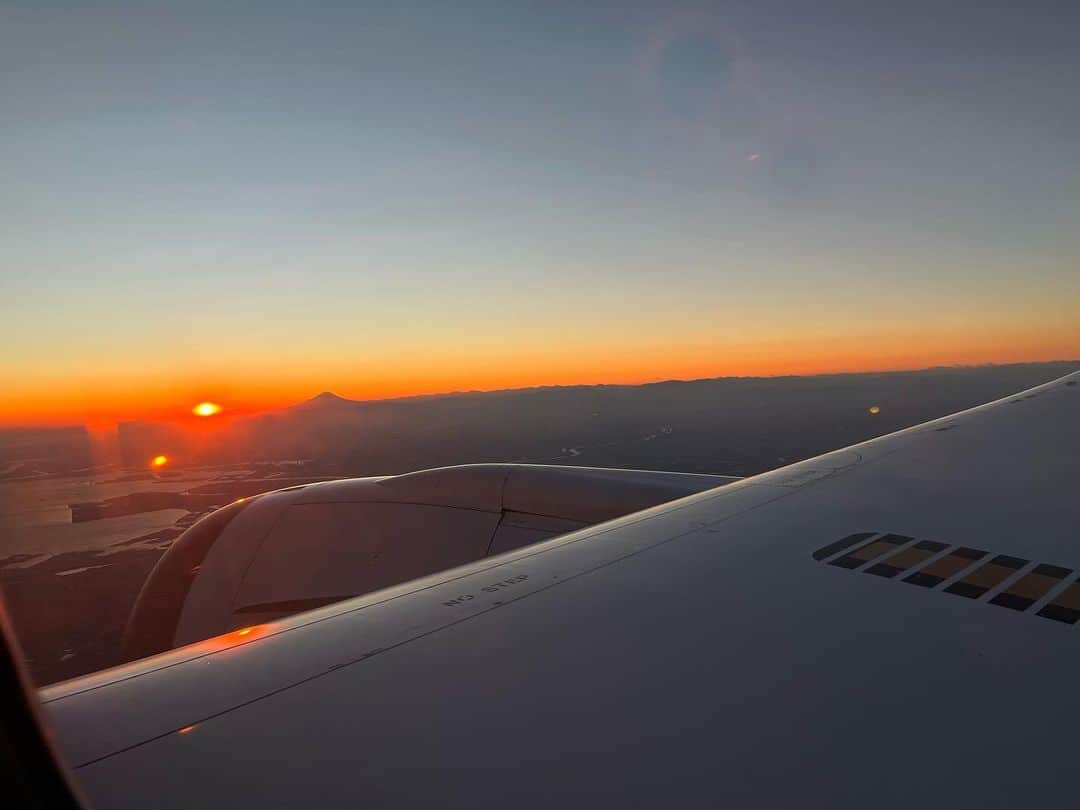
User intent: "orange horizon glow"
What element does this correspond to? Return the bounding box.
[2,327,1078,428]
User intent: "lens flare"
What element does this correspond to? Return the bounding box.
[193,401,222,417]
[869,405,881,414]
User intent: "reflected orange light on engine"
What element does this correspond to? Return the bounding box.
[183,623,275,657]
[150,454,169,468]
[178,724,198,735]
[226,624,269,644]
[192,401,222,417]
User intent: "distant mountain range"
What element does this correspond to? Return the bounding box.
[226,361,1080,478]
[6,361,1077,481]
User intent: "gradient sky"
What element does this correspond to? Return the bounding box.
[2,1,1078,425]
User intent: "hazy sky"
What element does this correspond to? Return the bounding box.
[2,1,1078,424]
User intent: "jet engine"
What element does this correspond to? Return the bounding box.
[123,464,735,661]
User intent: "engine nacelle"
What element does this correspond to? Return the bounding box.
[123,464,736,661]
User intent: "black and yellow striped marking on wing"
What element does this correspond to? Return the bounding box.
[904,546,986,588]
[865,539,946,579]
[827,533,910,570]
[812,533,876,562]
[991,564,1071,612]
[944,554,1028,599]
[812,534,1080,628]
[1037,579,1080,624]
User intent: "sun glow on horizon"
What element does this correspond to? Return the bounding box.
[1,325,1077,428]
[150,454,169,468]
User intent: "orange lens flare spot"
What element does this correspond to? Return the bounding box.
[192,401,222,417]
[189,623,274,655]
[869,405,881,414]
[228,624,269,642]
[150,454,169,468]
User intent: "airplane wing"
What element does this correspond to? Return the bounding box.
[37,371,1080,808]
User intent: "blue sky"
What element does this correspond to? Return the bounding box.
[1,1,1078,421]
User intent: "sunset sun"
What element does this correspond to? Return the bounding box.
[193,401,222,417]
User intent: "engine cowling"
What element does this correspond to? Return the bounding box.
[123,464,736,661]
